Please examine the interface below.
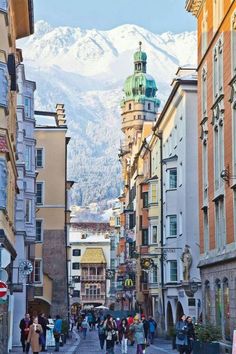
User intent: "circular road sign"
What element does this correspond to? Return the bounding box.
[0,268,8,283]
[0,281,7,298]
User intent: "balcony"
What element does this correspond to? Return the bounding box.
[81,275,105,281]
[81,294,106,301]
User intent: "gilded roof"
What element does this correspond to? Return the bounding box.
[80,248,106,264]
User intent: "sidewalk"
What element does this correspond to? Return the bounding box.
[151,337,177,354]
[10,330,80,354]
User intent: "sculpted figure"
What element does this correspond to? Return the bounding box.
[181,245,192,281]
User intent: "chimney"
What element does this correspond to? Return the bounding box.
[56,103,66,126]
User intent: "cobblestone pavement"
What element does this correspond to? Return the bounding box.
[74,330,177,354]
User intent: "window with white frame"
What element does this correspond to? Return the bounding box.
[24,96,31,118]
[152,265,158,284]
[213,101,224,192]
[203,209,209,252]
[34,260,42,283]
[168,168,177,189]
[25,199,32,223]
[36,182,43,205]
[149,183,158,204]
[25,145,32,171]
[202,66,207,117]
[36,220,43,242]
[213,36,224,100]
[232,12,236,76]
[152,225,158,244]
[36,148,43,168]
[215,198,226,249]
[167,215,177,237]
[169,260,177,282]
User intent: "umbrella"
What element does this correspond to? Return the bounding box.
[94,305,109,310]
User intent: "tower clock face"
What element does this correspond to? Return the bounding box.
[19,260,33,276]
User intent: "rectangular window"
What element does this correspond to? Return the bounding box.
[0,62,8,107]
[152,225,158,244]
[152,266,158,284]
[167,215,177,237]
[72,276,80,283]
[142,229,149,246]
[203,209,209,252]
[143,192,148,208]
[169,261,177,282]
[72,263,80,270]
[36,182,43,205]
[168,168,177,189]
[72,290,80,298]
[213,36,224,100]
[111,240,116,251]
[203,140,208,201]
[36,220,43,242]
[215,199,226,249]
[72,249,81,256]
[24,96,31,118]
[25,199,32,224]
[34,260,42,283]
[25,145,32,171]
[149,183,158,204]
[202,67,207,116]
[36,148,43,168]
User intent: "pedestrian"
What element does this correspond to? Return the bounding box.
[38,313,49,352]
[19,313,31,352]
[87,312,93,330]
[148,316,157,344]
[26,316,43,354]
[118,318,129,354]
[175,314,189,354]
[130,315,146,354]
[141,315,149,346]
[186,316,195,354]
[127,315,135,346]
[53,315,62,352]
[97,318,106,349]
[103,314,118,354]
[81,317,90,339]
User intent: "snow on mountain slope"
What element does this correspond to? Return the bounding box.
[18,21,197,206]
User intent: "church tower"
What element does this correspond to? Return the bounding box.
[121,41,160,136]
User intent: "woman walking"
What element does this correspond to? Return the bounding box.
[175,314,189,354]
[26,317,43,354]
[97,318,106,349]
[81,317,90,339]
[130,315,146,354]
[103,314,118,354]
[118,318,129,354]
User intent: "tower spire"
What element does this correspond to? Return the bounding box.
[134,42,147,73]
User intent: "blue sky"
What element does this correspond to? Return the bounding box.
[34,0,196,33]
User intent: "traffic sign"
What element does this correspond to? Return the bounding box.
[0,281,7,298]
[0,268,8,283]
[0,247,11,268]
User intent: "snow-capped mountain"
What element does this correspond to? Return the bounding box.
[18,21,197,206]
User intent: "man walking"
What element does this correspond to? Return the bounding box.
[19,313,31,352]
[148,316,157,344]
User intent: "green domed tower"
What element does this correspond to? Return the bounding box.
[121,42,160,134]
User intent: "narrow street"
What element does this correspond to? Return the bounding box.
[74,329,177,354]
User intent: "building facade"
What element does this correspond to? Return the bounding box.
[0,1,34,352]
[69,222,111,312]
[118,43,160,316]
[29,105,70,319]
[13,60,36,346]
[186,0,236,348]
[155,68,201,331]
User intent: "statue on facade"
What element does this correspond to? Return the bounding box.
[181,245,192,281]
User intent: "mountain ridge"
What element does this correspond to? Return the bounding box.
[19,21,197,206]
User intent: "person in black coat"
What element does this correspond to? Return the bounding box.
[186,316,195,354]
[19,313,32,352]
[141,315,149,344]
[38,313,49,352]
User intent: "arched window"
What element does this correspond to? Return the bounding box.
[215,279,222,328]
[129,103,132,110]
[205,280,211,321]
[223,278,230,340]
